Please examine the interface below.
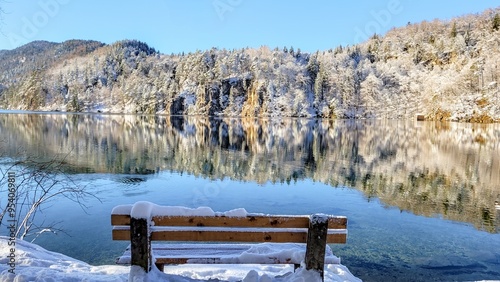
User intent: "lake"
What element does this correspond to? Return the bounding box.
[0,112,499,281]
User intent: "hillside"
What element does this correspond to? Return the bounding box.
[0,8,499,121]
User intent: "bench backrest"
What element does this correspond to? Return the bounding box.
[112,212,347,244]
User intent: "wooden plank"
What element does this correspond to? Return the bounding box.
[154,257,298,264]
[112,227,130,240]
[116,243,342,265]
[111,214,347,229]
[327,217,348,229]
[113,228,347,243]
[305,214,329,280]
[151,230,309,243]
[154,215,311,228]
[111,214,131,225]
[155,215,347,229]
[326,233,347,244]
[119,255,339,266]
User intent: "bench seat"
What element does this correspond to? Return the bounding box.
[111,202,348,281]
[116,243,341,265]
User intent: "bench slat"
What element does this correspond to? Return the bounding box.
[116,243,341,265]
[111,214,347,229]
[112,228,347,243]
[153,230,307,243]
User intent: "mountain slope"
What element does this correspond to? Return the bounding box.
[0,8,499,121]
[0,40,104,86]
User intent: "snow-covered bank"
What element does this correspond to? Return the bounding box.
[0,237,361,281]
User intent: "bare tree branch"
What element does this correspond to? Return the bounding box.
[0,153,101,241]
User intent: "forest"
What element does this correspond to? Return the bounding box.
[0,8,499,122]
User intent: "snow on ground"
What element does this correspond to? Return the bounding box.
[0,236,127,282]
[0,236,361,282]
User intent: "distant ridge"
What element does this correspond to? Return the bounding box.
[0,8,499,122]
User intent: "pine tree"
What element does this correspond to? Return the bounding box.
[493,13,500,31]
[450,22,457,37]
[306,52,320,82]
[70,93,80,112]
[21,70,44,110]
[314,63,327,101]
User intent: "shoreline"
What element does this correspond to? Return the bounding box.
[0,109,498,123]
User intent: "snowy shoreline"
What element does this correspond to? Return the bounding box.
[0,236,361,282]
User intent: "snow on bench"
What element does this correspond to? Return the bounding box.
[111,201,348,280]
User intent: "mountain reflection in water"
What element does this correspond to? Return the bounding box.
[0,113,499,233]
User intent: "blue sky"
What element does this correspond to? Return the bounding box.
[0,0,498,53]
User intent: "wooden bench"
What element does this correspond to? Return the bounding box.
[111,201,348,280]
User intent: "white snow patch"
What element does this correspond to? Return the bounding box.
[152,205,216,217]
[0,236,128,282]
[219,208,248,217]
[126,202,217,219]
[115,202,252,218]
[311,213,329,224]
[111,204,132,215]
[236,243,315,265]
[0,237,361,282]
[131,201,155,219]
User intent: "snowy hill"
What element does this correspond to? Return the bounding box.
[0,8,499,121]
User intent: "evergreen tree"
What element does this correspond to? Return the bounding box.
[334,45,343,55]
[450,22,457,37]
[70,93,80,112]
[21,70,44,110]
[306,52,320,82]
[493,14,500,31]
[314,63,327,101]
[296,48,301,58]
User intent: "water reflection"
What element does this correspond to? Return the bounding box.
[0,113,499,233]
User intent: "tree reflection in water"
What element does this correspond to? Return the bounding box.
[0,113,499,233]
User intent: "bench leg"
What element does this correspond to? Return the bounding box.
[130,217,152,273]
[305,214,329,281]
